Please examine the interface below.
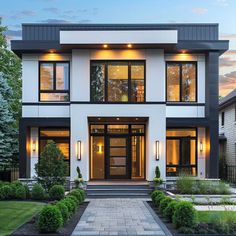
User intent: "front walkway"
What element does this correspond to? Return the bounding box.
[72,199,166,236]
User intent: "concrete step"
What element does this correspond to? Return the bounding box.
[87,192,150,198]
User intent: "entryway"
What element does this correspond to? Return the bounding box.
[89,119,146,180]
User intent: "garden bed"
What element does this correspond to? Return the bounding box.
[147,201,236,236]
[12,201,89,235]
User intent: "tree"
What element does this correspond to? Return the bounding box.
[0,20,22,167]
[35,141,67,191]
[0,73,18,168]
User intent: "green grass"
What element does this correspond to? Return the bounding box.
[197,211,236,223]
[0,201,45,236]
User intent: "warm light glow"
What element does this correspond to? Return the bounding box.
[31,140,36,152]
[127,44,132,48]
[181,49,187,54]
[103,44,108,48]
[200,141,203,152]
[40,53,65,61]
[77,140,81,160]
[97,143,103,154]
[156,140,160,161]
[49,49,56,53]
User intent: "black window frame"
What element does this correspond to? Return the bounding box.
[38,127,70,176]
[166,61,198,103]
[166,128,198,177]
[39,61,70,102]
[90,60,146,103]
[221,111,225,126]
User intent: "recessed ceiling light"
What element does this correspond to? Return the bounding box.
[116,118,120,121]
[127,44,132,48]
[103,44,108,48]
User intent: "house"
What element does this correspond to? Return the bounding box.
[11,23,229,184]
[219,89,236,166]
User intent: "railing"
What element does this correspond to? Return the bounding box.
[225,165,236,184]
[0,166,19,182]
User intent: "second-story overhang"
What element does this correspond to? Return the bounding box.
[11,29,229,57]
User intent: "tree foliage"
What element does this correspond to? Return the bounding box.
[0,20,21,167]
[35,141,67,191]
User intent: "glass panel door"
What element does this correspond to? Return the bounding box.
[107,137,130,179]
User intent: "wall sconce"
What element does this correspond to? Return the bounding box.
[97,144,103,154]
[200,141,203,152]
[155,140,160,161]
[77,140,81,160]
[32,140,36,152]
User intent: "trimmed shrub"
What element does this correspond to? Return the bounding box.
[66,195,79,206]
[76,189,86,201]
[56,201,69,224]
[49,185,65,200]
[163,201,178,222]
[159,197,173,214]
[0,185,14,200]
[38,205,63,233]
[31,184,45,200]
[24,185,31,198]
[70,190,83,203]
[15,185,26,200]
[173,201,197,228]
[61,198,74,214]
[151,190,162,202]
[154,192,165,207]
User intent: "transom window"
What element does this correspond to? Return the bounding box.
[166,128,197,176]
[166,62,197,102]
[91,61,145,102]
[39,62,69,102]
[39,128,70,175]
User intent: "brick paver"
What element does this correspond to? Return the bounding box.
[72,198,166,236]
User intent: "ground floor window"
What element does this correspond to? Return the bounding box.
[39,128,70,175]
[166,128,197,176]
[90,124,145,180]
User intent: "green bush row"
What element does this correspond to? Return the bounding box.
[151,190,197,228]
[38,188,86,233]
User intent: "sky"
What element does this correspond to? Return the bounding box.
[0,0,236,97]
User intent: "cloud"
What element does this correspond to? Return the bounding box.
[40,19,71,23]
[20,10,36,16]
[219,71,236,96]
[43,7,59,14]
[192,7,208,14]
[216,0,229,7]
[4,30,22,38]
[220,34,236,40]
[220,56,236,67]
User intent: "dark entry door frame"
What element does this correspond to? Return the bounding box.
[105,134,131,179]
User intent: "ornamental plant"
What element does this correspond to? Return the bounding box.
[153,166,163,187]
[163,200,178,222]
[49,185,65,200]
[159,197,173,214]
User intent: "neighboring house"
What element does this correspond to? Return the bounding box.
[11,23,228,183]
[219,89,236,165]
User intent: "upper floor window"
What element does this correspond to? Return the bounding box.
[39,62,69,102]
[166,62,197,102]
[91,61,145,102]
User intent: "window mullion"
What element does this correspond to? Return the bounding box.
[180,63,182,102]
[128,61,131,102]
[53,62,57,91]
[105,62,108,102]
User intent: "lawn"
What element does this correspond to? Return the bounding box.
[197,211,236,223]
[0,201,45,236]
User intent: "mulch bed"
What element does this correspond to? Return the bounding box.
[147,201,236,236]
[12,201,89,236]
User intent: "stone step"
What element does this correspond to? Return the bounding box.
[87,192,150,198]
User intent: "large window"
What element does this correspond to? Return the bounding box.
[166,62,197,102]
[91,61,145,102]
[39,128,70,175]
[39,62,69,101]
[166,128,197,176]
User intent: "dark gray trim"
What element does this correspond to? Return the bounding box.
[19,118,70,178]
[205,52,219,179]
[219,97,236,110]
[22,102,70,106]
[166,118,209,127]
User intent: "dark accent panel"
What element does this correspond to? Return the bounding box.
[21,23,219,41]
[19,118,70,178]
[166,118,209,127]
[166,103,205,106]
[22,102,70,106]
[71,101,166,104]
[205,52,219,178]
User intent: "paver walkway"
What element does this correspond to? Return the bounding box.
[72,198,166,236]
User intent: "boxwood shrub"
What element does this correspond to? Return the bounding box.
[151,190,163,202]
[154,192,165,208]
[159,197,173,214]
[61,198,75,214]
[163,200,178,222]
[49,185,65,200]
[31,184,45,200]
[15,185,26,200]
[70,190,83,203]
[66,195,79,207]
[38,205,63,233]
[173,201,197,228]
[0,185,14,200]
[56,201,69,224]
[76,189,86,201]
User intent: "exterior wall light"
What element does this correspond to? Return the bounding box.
[127,44,132,48]
[103,44,108,48]
[77,140,81,160]
[200,141,203,152]
[156,140,160,161]
[32,140,36,152]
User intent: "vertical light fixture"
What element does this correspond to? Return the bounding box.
[200,141,203,152]
[32,140,36,152]
[77,140,81,160]
[156,140,160,161]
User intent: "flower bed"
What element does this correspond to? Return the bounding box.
[150,190,236,235]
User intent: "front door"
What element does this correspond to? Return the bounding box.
[107,136,130,179]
